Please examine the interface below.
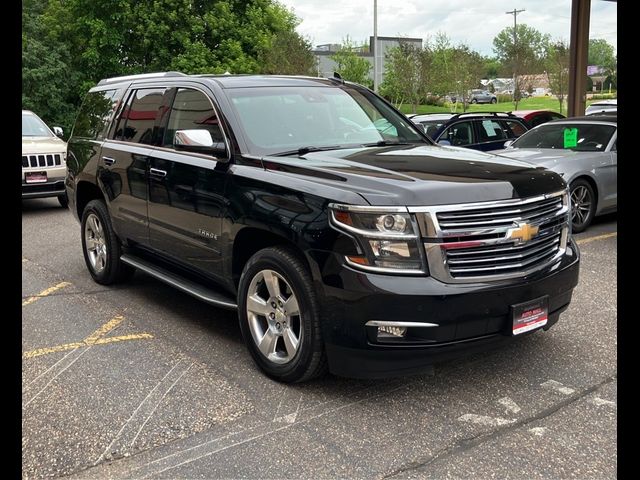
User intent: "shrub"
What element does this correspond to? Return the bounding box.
[590,93,617,100]
[496,94,512,103]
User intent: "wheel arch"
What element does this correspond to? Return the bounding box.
[76,181,106,220]
[231,227,320,290]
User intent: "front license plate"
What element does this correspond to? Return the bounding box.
[511,296,548,335]
[25,171,47,183]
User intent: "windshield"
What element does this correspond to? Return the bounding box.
[512,122,615,152]
[22,113,54,137]
[416,120,447,139]
[225,85,428,156]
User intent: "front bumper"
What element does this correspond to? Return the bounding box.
[316,239,580,378]
[22,178,66,199]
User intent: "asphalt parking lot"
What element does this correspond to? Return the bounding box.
[22,198,617,479]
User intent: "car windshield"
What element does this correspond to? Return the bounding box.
[512,122,615,152]
[225,85,428,156]
[416,120,447,139]
[22,113,53,137]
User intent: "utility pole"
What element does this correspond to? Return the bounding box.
[505,8,525,106]
[373,0,378,92]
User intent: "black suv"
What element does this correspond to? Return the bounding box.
[409,112,530,151]
[66,72,580,382]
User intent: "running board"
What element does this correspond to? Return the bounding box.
[120,253,238,310]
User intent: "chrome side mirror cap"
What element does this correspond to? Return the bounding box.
[53,126,64,138]
[174,129,227,159]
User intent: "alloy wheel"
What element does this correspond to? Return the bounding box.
[84,213,107,273]
[571,185,592,228]
[246,269,302,364]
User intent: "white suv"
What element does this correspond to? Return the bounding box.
[22,110,68,207]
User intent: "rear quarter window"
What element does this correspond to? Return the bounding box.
[71,90,119,139]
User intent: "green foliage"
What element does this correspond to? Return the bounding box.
[330,37,372,87]
[379,40,432,112]
[545,40,570,114]
[590,93,617,100]
[493,24,550,109]
[23,0,302,134]
[588,39,616,68]
[258,30,316,75]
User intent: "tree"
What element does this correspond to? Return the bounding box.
[25,0,303,133]
[545,40,570,114]
[493,24,550,108]
[588,39,615,67]
[588,39,616,90]
[258,30,316,75]
[330,37,372,87]
[379,40,432,112]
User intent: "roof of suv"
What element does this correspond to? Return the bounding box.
[95,71,346,89]
[410,111,521,123]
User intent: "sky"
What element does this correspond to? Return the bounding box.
[277,0,617,56]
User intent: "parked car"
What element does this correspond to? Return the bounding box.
[66,72,579,382]
[511,110,566,128]
[585,99,616,116]
[22,110,68,207]
[469,89,497,104]
[490,114,616,232]
[409,112,530,151]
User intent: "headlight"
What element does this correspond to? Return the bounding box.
[329,204,426,274]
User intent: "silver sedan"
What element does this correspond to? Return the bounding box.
[489,115,617,232]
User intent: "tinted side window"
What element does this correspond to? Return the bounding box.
[503,120,527,137]
[72,90,118,139]
[115,88,166,144]
[477,119,507,142]
[443,121,473,146]
[163,88,224,149]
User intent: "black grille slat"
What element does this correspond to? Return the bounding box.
[447,236,560,266]
[22,153,64,169]
[449,246,558,275]
[437,197,560,221]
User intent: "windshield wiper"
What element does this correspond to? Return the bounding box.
[272,145,346,157]
[360,140,421,147]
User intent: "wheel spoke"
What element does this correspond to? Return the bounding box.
[262,270,281,298]
[258,330,278,357]
[283,295,299,317]
[86,237,99,250]
[247,294,271,317]
[282,328,299,357]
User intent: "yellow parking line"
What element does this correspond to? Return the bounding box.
[23,315,154,359]
[576,232,617,245]
[92,333,154,345]
[23,342,85,359]
[83,315,124,345]
[22,281,72,307]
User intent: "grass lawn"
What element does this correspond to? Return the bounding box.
[398,96,602,116]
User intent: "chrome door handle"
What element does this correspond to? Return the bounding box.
[149,168,167,178]
[102,156,116,166]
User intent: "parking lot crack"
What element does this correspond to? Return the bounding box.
[380,374,617,479]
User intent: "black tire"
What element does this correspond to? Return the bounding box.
[569,179,596,233]
[58,192,69,208]
[490,98,497,104]
[238,246,327,383]
[471,98,478,104]
[80,199,134,285]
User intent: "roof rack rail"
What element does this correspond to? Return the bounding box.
[450,111,517,120]
[97,71,186,86]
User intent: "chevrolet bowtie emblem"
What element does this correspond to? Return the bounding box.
[508,222,539,243]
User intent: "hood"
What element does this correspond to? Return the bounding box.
[489,148,593,168]
[261,144,566,206]
[22,136,66,154]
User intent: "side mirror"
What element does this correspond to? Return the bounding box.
[174,129,227,159]
[53,126,64,138]
[503,140,514,148]
[438,139,451,146]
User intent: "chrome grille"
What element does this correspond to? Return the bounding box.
[22,153,62,169]
[409,191,570,283]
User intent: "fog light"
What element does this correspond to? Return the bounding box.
[378,325,407,338]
